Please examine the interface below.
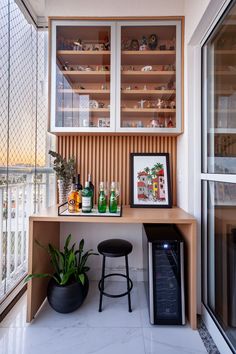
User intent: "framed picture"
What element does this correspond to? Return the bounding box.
[130,153,172,208]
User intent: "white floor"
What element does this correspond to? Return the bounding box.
[0,281,207,354]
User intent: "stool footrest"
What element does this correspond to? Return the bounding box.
[98,273,133,298]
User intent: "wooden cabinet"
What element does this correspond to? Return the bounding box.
[49,19,183,134]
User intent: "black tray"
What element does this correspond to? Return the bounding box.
[58,202,122,217]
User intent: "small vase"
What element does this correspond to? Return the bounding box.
[58,179,71,204]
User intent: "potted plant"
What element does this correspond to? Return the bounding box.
[49,150,76,204]
[25,234,97,313]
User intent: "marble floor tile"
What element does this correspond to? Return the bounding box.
[0,281,209,354]
[0,327,145,354]
[143,326,207,354]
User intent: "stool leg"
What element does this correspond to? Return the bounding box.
[99,255,106,312]
[125,255,132,312]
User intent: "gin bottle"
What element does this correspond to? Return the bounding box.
[88,173,94,209]
[82,181,92,213]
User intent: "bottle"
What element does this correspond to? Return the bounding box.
[75,174,83,209]
[68,178,80,213]
[98,182,107,213]
[88,173,94,209]
[82,181,92,213]
[109,181,117,213]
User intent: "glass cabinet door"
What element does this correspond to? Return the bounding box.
[116,21,182,133]
[50,21,115,132]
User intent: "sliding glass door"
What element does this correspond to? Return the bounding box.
[202,0,236,351]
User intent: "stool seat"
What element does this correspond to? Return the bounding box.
[97,239,133,258]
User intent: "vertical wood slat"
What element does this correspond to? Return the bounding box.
[57,136,177,206]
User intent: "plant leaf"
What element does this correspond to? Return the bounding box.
[78,273,85,285]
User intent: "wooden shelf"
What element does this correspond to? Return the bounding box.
[58,107,110,113]
[57,50,111,65]
[58,89,110,95]
[122,70,175,76]
[57,50,110,55]
[215,71,236,75]
[61,70,110,75]
[122,108,176,113]
[121,89,175,99]
[122,50,175,55]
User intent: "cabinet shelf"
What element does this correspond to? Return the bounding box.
[58,108,110,113]
[58,89,110,95]
[121,108,176,113]
[61,70,110,76]
[122,71,175,83]
[57,50,111,65]
[122,70,175,75]
[121,50,176,65]
[121,89,175,99]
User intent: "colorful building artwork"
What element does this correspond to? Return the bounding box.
[137,163,166,202]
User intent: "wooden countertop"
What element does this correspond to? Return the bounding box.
[30,205,196,224]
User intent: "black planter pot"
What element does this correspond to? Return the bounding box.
[47,275,89,313]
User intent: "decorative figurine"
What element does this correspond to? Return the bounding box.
[73,38,83,51]
[98,102,105,108]
[104,37,110,51]
[167,117,174,128]
[150,119,158,128]
[143,85,148,90]
[89,100,99,109]
[148,34,158,50]
[156,98,163,109]
[139,36,148,51]
[170,101,176,109]
[138,99,146,109]
[62,62,69,71]
[130,39,139,51]
[125,85,132,90]
[101,84,107,90]
[141,65,152,72]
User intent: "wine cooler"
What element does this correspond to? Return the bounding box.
[142,224,185,325]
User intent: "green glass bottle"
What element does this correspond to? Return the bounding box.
[109,181,117,213]
[82,181,92,213]
[88,173,94,209]
[98,182,107,213]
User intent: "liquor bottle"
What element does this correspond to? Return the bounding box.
[109,181,118,213]
[98,182,107,213]
[68,178,80,213]
[88,173,94,209]
[82,181,92,213]
[75,173,82,209]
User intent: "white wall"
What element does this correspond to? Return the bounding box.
[44,0,184,17]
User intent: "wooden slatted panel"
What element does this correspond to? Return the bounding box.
[57,136,177,205]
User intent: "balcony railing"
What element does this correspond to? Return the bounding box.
[0,167,55,302]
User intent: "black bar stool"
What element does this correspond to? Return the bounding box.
[97,238,133,312]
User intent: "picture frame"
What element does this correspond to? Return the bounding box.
[130,153,172,208]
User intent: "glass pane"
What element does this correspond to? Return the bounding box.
[120,25,176,129]
[203,2,236,173]
[56,26,111,129]
[206,181,236,347]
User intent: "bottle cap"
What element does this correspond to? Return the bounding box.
[100,181,104,189]
[85,181,90,188]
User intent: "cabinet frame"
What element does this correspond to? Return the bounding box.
[50,19,117,133]
[116,20,182,133]
[49,17,184,135]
